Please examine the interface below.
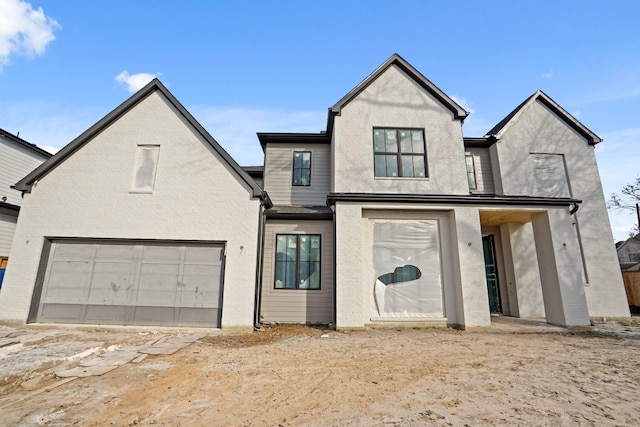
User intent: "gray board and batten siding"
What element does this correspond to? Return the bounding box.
[0,130,51,207]
[466,147,495,194]
[264,143,331,206]
[260,220,334,324]
[31,239,225,327]
[0,213,17,259]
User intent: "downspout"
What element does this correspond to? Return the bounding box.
[253,203,266,329]
[332,205,337,327]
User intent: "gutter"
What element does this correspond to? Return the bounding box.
[327,193,582,207]
[570,202,580,215]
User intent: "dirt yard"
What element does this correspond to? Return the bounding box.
[1,319,639,426]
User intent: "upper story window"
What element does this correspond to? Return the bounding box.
[292,151,311,186]
[465,154,477,190]
[373,128,427,178]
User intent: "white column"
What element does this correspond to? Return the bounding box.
[334,202,365,328]
[500,222,545,318]
[532,209,590,326]
[451,207,491,328]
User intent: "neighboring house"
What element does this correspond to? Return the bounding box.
[616,234,640,312]
[617,234,640,271]
[0,54,630,330]
[0,129,51,286]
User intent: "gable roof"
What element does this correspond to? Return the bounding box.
[616,233,640,253]
[330,53,469,121]
[486,90,602,145]
[0,128,52,159]
[13,79,269,205]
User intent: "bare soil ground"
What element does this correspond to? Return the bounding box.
[1,319,639,426]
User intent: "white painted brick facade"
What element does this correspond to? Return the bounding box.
[0,91,261,328]
[494,99,629,318]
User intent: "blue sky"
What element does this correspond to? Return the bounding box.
[1,0,639,240]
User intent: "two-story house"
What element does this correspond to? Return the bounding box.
[0,54,629,329]
[0,129,51,285]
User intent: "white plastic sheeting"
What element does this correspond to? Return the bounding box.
[371,219,443,317]
[530,154,570,198]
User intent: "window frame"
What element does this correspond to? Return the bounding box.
[274,234,321,290]
[465,153,477,190]
[291,151,312,187]
[373,128,428,178]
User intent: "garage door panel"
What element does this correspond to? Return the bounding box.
[132,306,176,325]
[53,243,94,258]
[40,303,84,322]
[44,261,92,303]
[87,261,134,305]
[36,241,225,327]
[84,304,128,323]
[143,245,181,260]
[185,246,223,263]
[95,244,136,259]
[179,264,222,307]
[137,262,181,307]
[176,307,219,326]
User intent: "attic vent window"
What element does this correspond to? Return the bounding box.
[130,145,160,193]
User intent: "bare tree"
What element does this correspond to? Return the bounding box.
[608,176,640,236]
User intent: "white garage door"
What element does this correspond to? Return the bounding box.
[34,240,225,327]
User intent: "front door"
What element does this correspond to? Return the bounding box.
[482,235,501,313]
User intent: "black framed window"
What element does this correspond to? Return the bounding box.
[465,154,477,190]
[373,128,427,178]
[292,151,311,186]
[274,234,321,289]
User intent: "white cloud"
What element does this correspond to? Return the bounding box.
[115,71,161,94]
[0,0,60,69]
[542,71,553,79]
[450,95,475,115]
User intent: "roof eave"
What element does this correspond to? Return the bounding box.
[257,132,330,150]
[0,128,52,159]
[14,79,268,204]
[0,200,20,217]
[330,53,469,121]
[487,90,602,145]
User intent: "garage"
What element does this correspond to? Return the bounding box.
[30,240,225,327]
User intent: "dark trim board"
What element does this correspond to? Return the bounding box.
[0,201,20,217]
[327,193,581,207]
[464,137,496,148]
[0,128,52,158]
[44,237,228,245]
[265,206,333,220]
[257,133,330,151]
